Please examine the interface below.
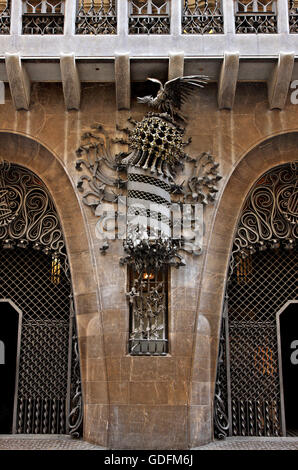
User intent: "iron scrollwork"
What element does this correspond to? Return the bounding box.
[68,297,83,438]
[0,161,65,255]
[233,162,298,257]
[213,300,229,439]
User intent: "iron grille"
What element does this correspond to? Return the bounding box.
[226,247,298,436]
[235,0,277,34]
[128,0,171,34]
[182,1,224,34]
[22,0,64,35]
[76,0,117,35]
[0,247,71,434]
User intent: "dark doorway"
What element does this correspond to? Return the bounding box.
[280,302,298,436]
[0,301,20,434]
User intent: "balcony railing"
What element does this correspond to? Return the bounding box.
[128,0,171,34]
[235,0,277,33]
[0,0,10,34]
[182,0,224,34]
[289,0,298,32]
[22,0,64,35]
[76,0,117,34]
[1,0,297,38]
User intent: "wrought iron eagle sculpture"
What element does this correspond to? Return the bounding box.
[137,75,209,122]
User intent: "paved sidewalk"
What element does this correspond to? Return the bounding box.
[1,434,298,451]
[0,435,105,450]
[194,436,298,450]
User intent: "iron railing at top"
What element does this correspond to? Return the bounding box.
[76,0,117,34]
[235,0,277,33]
[128,0,171,34]
[182,0,224,34]
[289,0,298,33]
[22,0,65,35]
[0,0,10,34]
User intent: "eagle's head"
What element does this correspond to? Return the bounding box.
[137,95,154,104]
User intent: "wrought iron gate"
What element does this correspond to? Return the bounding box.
[214,162,298,438]
[0,162,83,435]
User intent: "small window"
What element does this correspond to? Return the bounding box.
[76,1,117,35]
[128,266,168,355]
[235,1,277,33]
[22,1,65,35]
[128,0,171,34]
[182,1,224,34]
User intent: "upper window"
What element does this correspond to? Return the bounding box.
[182,0,224,34]
[128,0,171,34]
[22,0,65,35]
[76,0,117,35]
[235,0,277,33]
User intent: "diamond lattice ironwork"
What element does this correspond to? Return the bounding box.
[226,239,297,436]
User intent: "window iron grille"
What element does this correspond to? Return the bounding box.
[128,267,168,355]
[128,0,171,34]
[235,0,277,33]
[182,0,224,34]
[289,1,298,33]
[22,0,64,34]
[0,0,10,34]
[76,0,117,35]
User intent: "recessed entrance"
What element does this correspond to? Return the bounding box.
[0,162,83,437]
[278,301,298,436]
[213,163,298,439]
[0,300,21,434]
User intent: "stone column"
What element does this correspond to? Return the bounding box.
[64,0,77,36]
[10,0,22,36]
[277,0,290,34]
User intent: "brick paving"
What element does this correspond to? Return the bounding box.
[194,436,298,450]
[0,435,106,450]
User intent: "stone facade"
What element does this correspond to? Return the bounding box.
[0,80,297,449]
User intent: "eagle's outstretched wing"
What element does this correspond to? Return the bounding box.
[161,75,209,111]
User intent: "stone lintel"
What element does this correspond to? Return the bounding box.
[268,52,295,110]
[60,53,81,111]
[217,52,239,110]
[5,53,31,111]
